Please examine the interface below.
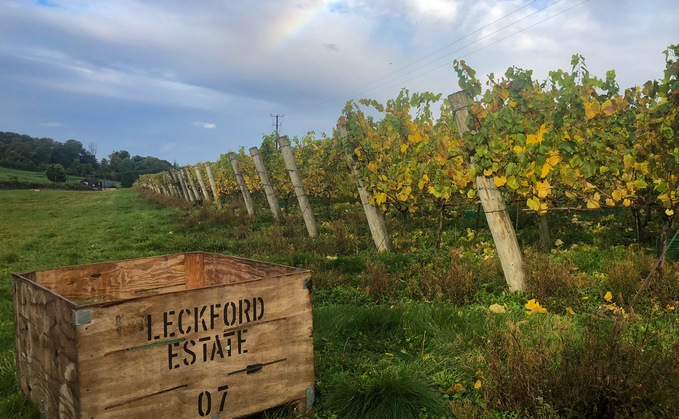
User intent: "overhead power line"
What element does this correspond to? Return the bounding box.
[296,0,588,114]
[348,0,542,94]
[365,0,590,97]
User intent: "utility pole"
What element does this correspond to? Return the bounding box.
[271,114,285,149]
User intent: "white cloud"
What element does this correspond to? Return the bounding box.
[405,0,459,23]
[194,122,217,129]
[1,0,678,165]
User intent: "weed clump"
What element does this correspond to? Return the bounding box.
[524,250,586,311]
[483,315,679,418]
[415,250,476,304]
[606,247,679,309]
[325,368,450,419]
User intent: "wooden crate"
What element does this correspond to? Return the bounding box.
[13,252,314,418]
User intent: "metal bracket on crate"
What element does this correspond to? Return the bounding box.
[302,277,312,291]
[73,310,92,326]
[306,386,315,411]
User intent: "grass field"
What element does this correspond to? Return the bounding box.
[0,166,119,189]
[0,188,678,418]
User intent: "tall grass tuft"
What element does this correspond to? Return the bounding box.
[325,368,450,419]
[524,249,586,311]
[483,315,679,418]
[606,247,679,308]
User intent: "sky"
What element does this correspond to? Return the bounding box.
[1,0,677,166]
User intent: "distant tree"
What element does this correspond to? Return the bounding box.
[45,164,67,183]
[118,159,137,188]
[51,139,83,169]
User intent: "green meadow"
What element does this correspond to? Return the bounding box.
[0,188,677,418]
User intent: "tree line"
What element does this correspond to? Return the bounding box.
[0,132,173,187]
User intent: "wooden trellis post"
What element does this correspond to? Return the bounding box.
[174,170,191,201]
[171,178,181,198]
[194,165,212,203]
[182,167,199,202]
[204,162,222,209]
[338,125,391,252]
[165,171,178,198]
[227,152,255,216]
[250,146,282,223]
[448,91,525,292]
[277,136,318,237]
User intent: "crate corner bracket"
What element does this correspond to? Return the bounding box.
[73,310,92,326]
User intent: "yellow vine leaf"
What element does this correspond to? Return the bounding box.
[612,189,622,202]
[428,185,442,198]
[527,197,541,212]
[494,176,507,187]
[355,147,362,157]
[666,209,675,216]
[513,145,526,154]
[526,134,538,146]
[540,163,551,179]
[483,168,493,176]
[536,180,550,198]
[585,100,600,120]
[546,154,560,167]
[604,291,613,302]
[605,198,615,207]
[507,175,520,190]
[368,162,378,173]
[601,99,615,116]
[623,198,631,207]
[400,143,408,153]
[408,131,423,144]
[474,380,483,390]
[525,299,548,315]
[527,123,547,145]
[418,174,430,190]
[396,186,411,202]
[374,192,387,205]
[471,103,488,119]
[586,195,601,209]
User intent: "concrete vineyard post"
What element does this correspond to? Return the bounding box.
[448,91,526,293]
[276,136,318,238]
[227,152,256,217]
[249,147,282,223]
[194,165,212,203]
[338,125,391,252]
[205,162,223,209]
